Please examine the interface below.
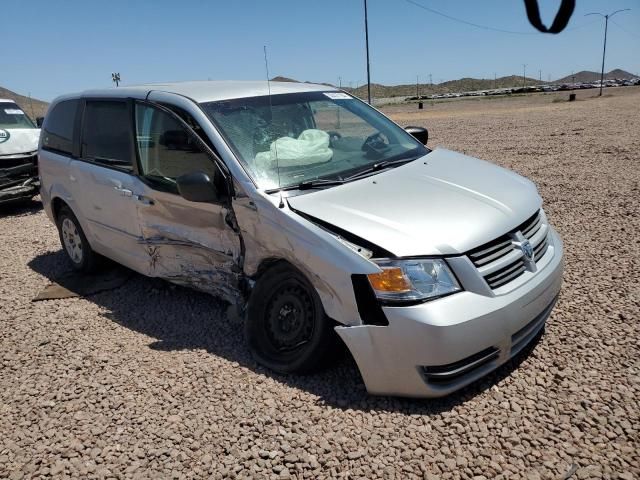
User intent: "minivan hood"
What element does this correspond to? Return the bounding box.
[0,128,40,157]
[287,148,541,257]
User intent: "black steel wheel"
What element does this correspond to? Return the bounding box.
[246,263,336,373]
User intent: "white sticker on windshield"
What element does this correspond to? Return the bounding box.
[323,92,352,100]
[4,109,24,115]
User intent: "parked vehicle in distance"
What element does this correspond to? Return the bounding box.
[38,81,564,397]
[0,99,40,204]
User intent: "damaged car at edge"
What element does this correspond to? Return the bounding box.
[38,81,564,398]
[0,99,41,205]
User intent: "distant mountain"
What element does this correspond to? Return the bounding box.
[273,75,547,98]
[343,75,545,98]
[0,87,48,119]
[554,69,636,84]
[273,69,638,99]
[271,76,297,83]
[3,68,637,116]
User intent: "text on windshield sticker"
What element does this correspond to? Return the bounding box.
[323,92,352,100]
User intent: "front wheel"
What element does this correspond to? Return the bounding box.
[245,263,336,373]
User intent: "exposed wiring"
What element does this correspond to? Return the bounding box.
[610,19,640,40]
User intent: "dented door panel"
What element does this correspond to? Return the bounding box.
[135,185,243,303]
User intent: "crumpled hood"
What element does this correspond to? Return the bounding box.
[288,148,542,256]
[0,128,40,157]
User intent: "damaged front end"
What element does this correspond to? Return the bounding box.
[0,153,39,205]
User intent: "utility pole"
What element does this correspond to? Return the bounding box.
[111,72,121,87]
[338,76,342,89]
[522,64,527,88]
[586,9,630,96]
[429,73,432,86]
[539,70,542,83]
[363,0,372,104]
[416,75,419,98]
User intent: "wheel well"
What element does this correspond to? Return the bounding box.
[252,258,293,280]
[51,197,68,223]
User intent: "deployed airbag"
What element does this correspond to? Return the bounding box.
[255,129,332,169]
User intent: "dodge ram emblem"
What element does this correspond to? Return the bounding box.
[520,240,534,262]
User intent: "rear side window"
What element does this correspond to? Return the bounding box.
[82,101,133,171]
[42,99,79,155]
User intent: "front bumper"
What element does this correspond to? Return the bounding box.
[336,227,564,398]
[0,154,39,205]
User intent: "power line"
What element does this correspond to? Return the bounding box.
[404,0,540,35]
[404,0,600,35]
[610,19,640,39]
[585,9,631,96]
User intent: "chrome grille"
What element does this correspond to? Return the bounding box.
[468,210,550,290]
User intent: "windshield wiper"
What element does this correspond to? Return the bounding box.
[265,178,345,194]
[344,155,420,181]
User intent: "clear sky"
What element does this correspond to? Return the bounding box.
[3,0,639,101]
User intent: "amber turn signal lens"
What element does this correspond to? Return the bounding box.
[367,268,412,292]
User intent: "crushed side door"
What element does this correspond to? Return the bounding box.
[131,100,244,303]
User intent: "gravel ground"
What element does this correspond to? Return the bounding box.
[1,88,638,479]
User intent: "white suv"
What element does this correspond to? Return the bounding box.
[0,99,40,204]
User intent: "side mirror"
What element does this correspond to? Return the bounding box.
[176,171,219,203]
[36,117,44,128]
[404,126,428,145]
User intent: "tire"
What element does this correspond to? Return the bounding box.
[246,263,336,374]
[56,206,99,273]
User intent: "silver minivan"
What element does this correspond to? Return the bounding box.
[39,81,563,398]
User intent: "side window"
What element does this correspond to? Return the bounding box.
[135,103,221,194]
[82,101,133,171]
[42,99,79,155]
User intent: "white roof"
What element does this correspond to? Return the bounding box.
[79,80,338,103]
[0,99,18,103]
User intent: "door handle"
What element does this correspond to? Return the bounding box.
[135,194,155,205]
[114,186,133,197]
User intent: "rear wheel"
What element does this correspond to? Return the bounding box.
[246,263,335,373]
[57,206,99,272]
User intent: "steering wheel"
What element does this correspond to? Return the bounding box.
[361,132,390,158]
[327,131,342,148]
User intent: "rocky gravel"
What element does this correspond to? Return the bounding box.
[1,88,639,479]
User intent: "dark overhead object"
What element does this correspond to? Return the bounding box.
[523,0,575,34]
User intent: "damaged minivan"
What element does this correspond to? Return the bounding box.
[39,81,563,397]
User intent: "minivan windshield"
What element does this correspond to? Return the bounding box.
[202,92,428,190]
[0,102,37,129]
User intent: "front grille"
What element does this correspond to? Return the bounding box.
[0,154,38,169]
[421,346,500,384]
[468,210,550,290]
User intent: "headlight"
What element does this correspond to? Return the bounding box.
[367,259,461,302]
